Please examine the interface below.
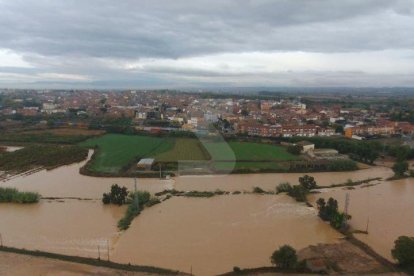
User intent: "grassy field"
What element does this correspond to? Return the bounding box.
[212,161,288,171]
[79,134,300,174]
[204,142,299,161]
[154,138,210,161]
[80,134,174,173]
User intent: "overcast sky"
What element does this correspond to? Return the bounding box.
[1,0,414,88]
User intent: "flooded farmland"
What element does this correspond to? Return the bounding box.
[2,150,394,198]
[0,199,125,258]
[309,178,414,261]
[112,195,342,275]
[0,152,412,274]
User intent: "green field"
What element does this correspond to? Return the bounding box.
[204,142,299,161]
[80,134,174,173]
[154,138,210,161]
[80,134,299,174]
[212,162,288,171]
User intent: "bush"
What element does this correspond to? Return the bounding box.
[288,185,308,202]
[287,145,302,155]
[392,161,409,177]
[184,191,215,197]
[145,197,161,207]
[392,236,414,266]
[299,175,317,190]
[118,201,141,230]
[252,186,265,194]
[0,187,40,203]
[270,245,297,269]
[118,191,151,230]
[276,182,292,194]
[327,160,358,171]
[233,266,241,273]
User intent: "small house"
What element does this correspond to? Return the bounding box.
[137,158,155,171]
[296,141,315,153]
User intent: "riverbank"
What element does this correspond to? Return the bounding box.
[0,248,184,275]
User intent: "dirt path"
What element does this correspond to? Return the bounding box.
[0,251,155,276]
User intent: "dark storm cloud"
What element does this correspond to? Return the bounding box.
[1,0,414,87]
[1,0,414,59]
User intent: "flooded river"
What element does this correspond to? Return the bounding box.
[2,150,394,198]
[0,152,412,274]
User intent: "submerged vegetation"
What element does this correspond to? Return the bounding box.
[0,129,102,144]
[118,191,152,230]
[316,197,351,230]
[277,175,317,202]
[0,144,88,174]
[102,184,156,230]
[0,187,40,203]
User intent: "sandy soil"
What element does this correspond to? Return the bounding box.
[0,251,154,276]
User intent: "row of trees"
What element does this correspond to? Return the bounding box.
[102,184,158,230]
[316,197,350,230]
[287,137,380,164]
[276,175,317,202]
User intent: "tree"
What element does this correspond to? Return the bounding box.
[102,193,111,204]
[287,145,302,155]
[317,197,338,221]
[334,124,344,134]
[288,185,308,202]
[102,184,129,205]
[392,161,408,177]
[270,245,298,269]
[299,175,317,190]
[391,236,414,266]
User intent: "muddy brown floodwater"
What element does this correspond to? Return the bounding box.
[112,195,342,276]
[0,151,411,274]
[0,199,125,258]
[309,179,414,261]
[2,150,394,198]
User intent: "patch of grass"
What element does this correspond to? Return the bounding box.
[205,142,300,161]
[154,138,210,161]
[0,187,40,203]
[213,161,288,171]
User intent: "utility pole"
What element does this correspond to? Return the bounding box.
[343,193,350,229]
[365,185,370,233]
[0,233,3,247]
[98,245,100,260]
[134,177,139,208]
[107,240,110,262]
[159,164,162,179]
